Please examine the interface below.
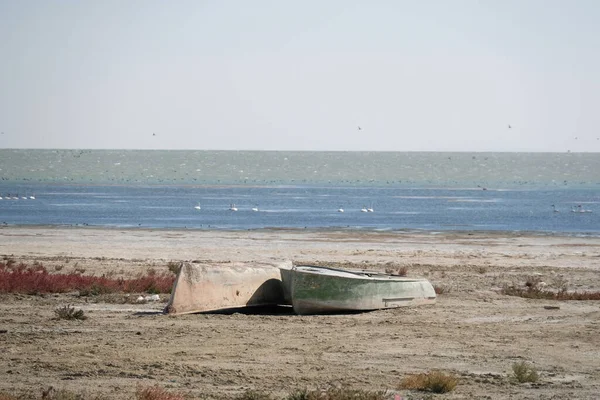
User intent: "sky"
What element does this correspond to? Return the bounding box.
[0,0,599,152]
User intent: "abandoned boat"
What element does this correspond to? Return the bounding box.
[284,265,436,315]
[165,261,291,315]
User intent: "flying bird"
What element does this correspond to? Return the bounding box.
[357,126,362,131]
[508,125,512,129]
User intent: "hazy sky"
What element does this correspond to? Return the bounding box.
[1,1,599,151]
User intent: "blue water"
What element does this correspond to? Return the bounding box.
[0,183,598,235]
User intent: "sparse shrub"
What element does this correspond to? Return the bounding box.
[235,390,273,400]
[135,385,186,400]
[502,283,600,300]
[54,305,87,321]
[54,264,64,272]
[284,388,386,400]
[512,361,539,383]
[477,266,487,274]
[167,262,181,275]
[400,370,458,394]
[44,388,83,400]
[73,266,86,274]
[102,269,117,278]
[553,276,569,292]
[147,267,157,276]
[285,389,310,400]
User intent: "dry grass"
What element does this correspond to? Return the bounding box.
[284,388,385,400]
[400,370,458,394]
[54,305,87,321]
[235,391,273,400]
[135,385,186,400]
[502,283,600,300]
[511,362,539,383]
[167,261,181,275]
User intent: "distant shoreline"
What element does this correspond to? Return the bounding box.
[1,223,599,238]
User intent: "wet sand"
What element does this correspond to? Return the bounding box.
[1,227,599,399]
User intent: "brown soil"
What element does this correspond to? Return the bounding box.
[1,227,599,399]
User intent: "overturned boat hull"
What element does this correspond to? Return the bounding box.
[165,261,291,315]
[286,265,436,315]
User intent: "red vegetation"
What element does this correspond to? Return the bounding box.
[135,385,186,400]
[0,261,174,295]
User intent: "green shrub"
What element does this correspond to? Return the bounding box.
[512,361,539,383]
[54,305,87,321]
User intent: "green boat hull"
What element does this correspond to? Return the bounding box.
[287,265,436,315]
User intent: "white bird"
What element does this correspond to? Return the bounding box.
[252,205,259,212]
[360,206,368,212]
[29,195,35,200]
[337,207,344,213]
[367,204,374,212]
[229,203,238,211]
[194,203,201,210]
[572,205,592,213]
[551,204,559,213]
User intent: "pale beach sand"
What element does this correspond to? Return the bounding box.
[1,227,599,399]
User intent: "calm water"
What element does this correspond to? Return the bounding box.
[0,150,598,234]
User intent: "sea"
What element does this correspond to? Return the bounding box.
[0,150,598,235]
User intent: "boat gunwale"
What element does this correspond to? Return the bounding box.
[291,264,428,282]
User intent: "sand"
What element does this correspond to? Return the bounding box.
[1,227,599,399]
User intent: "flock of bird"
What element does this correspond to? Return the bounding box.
[193,203,375,213]
[552,204,593,213]
[0,194,35,200]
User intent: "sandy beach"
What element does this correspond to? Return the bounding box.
[1,227,599,399]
